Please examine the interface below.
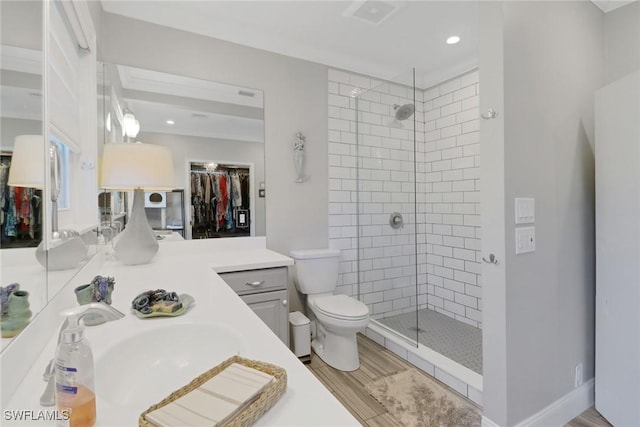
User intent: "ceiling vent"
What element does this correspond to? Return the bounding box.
[343,0,399,25]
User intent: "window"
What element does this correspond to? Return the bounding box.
[56,141,70,210]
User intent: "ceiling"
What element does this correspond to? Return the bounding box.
[100,0,480,89]
[590,0,636,12]
[114,65,264,142]
[0,46,42,122]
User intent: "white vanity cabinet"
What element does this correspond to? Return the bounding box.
[219,267,289,346]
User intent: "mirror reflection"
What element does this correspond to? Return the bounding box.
[0,0,45,348]
[99,64,265,240]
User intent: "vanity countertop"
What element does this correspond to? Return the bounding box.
[4,239,357,426]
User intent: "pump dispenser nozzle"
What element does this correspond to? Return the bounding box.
[39,303,125,408]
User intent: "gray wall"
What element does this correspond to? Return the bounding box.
[141,132,266,237]
[481,1,604,425]
[604,1,640,84]
[100,12,329,312]
[0,118,42,151]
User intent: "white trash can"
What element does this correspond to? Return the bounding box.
[289,311,311,360]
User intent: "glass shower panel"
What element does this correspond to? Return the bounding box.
[355,69,420,346]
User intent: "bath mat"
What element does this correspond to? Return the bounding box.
[364,368,481,427]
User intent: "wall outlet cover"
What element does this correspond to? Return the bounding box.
[515,226,536,254]
[575,363,583,388]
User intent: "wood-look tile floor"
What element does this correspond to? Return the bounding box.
[306,333,474,426]
[307,333,613,427]
[565,408,612,427]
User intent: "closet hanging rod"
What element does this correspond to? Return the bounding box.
[190,169,250,176]
[191,164,249,170]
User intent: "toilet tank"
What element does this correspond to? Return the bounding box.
[290,249,341,294]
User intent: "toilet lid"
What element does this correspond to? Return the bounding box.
[314,295,369,320]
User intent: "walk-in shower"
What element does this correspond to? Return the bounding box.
[351,67,483,376]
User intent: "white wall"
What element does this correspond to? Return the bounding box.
[604,1,640,84]
[481,1,604,425]
[141,132,266,237]
[101,12,328,312]
[422,70,482,328]
[479,2,508,424]
[0,0,41,50]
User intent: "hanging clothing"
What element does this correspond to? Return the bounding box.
[230,172,242,208]
[217,174,228,230]
[0,163,9,226]
[4,188,16,237]
[241,175,250,209]
[204,174,211,209]
[190,166,250,238]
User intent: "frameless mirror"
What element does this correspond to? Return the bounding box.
[98,63,265,239]
[0,0,45,349]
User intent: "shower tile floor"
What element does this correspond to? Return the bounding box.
[378,308,483,374]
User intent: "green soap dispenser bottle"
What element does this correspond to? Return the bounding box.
[55,315,96,427]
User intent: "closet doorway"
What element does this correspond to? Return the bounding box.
[187,160,255,239]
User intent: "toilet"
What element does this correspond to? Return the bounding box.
[290,248,369,372]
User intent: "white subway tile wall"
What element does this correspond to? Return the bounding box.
[327,68,482,328]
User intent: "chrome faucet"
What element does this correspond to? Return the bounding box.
[40,303,125,406]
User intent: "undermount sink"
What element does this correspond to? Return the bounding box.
[94,322,248,408]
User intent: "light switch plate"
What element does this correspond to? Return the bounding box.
[515,226,536,254]
[515,198,535,224]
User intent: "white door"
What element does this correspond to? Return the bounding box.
[595,70,640,426]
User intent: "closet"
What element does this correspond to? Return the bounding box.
[189,162,251,239]
[0,153,42,248]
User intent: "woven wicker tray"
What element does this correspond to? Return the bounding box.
[139,355,287,427]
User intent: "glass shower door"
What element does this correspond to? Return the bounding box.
[355,69,421,346]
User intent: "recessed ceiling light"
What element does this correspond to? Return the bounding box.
[166,120,174,125]
[447,36,461,45]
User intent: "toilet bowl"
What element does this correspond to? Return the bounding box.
[290,249,370,371]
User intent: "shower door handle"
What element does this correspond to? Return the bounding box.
[482,254,498,264]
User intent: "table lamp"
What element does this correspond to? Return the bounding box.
[7,135,88,270]
[100,142,175,265]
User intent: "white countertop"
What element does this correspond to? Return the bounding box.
[3,239,357,426]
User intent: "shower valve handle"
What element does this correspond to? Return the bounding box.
[390,212,404,229]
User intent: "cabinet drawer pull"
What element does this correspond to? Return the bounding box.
[282,299,288,306]
[245,280,265,287]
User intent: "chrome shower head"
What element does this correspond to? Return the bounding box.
[393,103,415,121]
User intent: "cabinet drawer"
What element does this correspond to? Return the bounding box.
[219,267,287,295]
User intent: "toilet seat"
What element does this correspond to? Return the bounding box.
[313,295,369,321]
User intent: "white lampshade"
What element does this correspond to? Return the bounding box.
[100,142,174,190]
[7,135,44,189]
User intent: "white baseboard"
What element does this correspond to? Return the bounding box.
[515,378,595,427]
[482,416,502,427]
